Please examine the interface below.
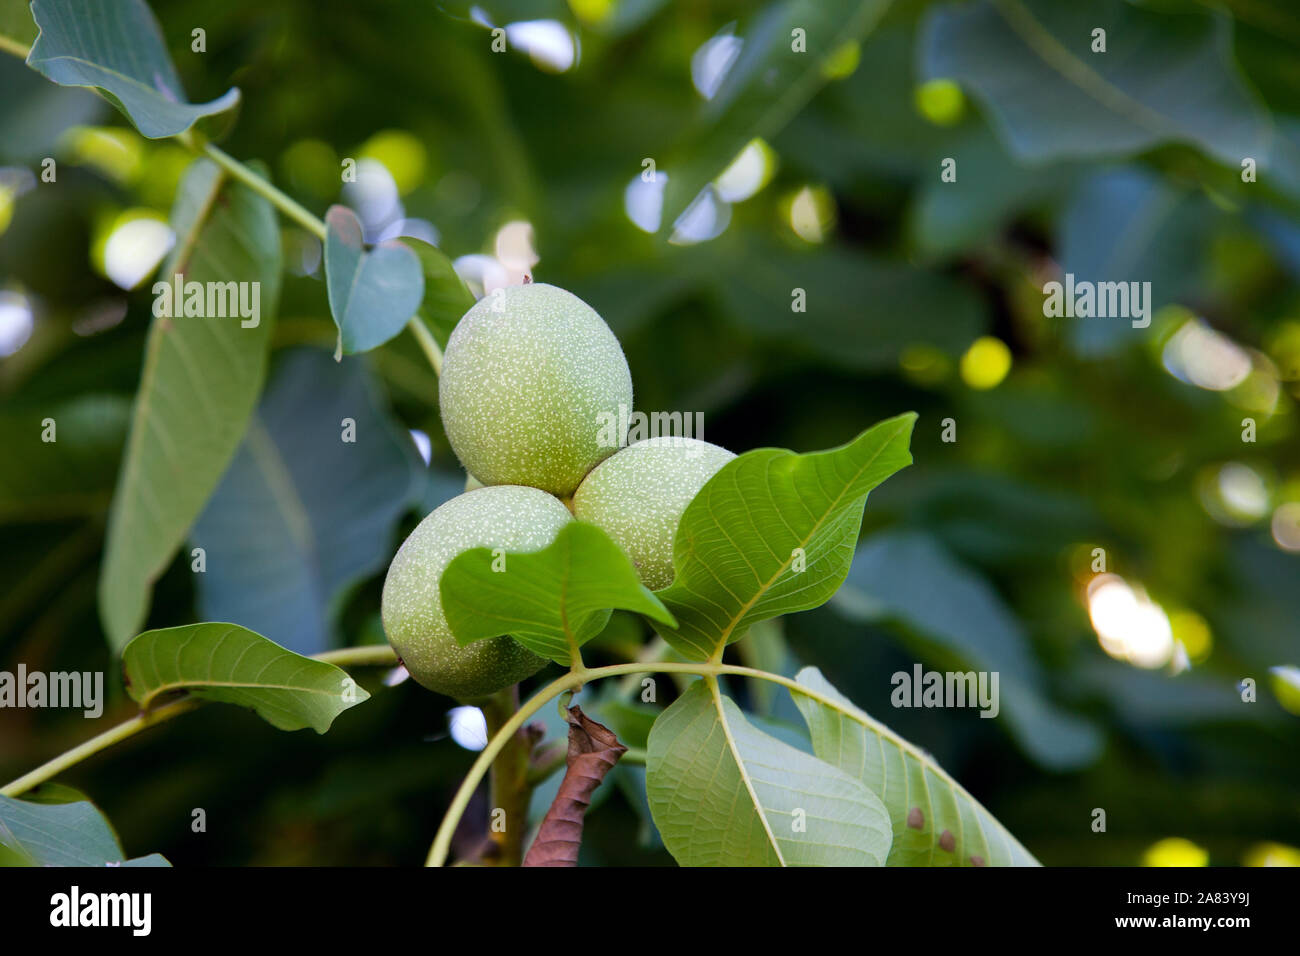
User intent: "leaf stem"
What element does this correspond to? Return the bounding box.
[426,660,866,866]
[0,35,31,60]
[0,697,200,798]
[0,645,399,798]
[197,141,327,240]
[185,140,446,377]
[480,685,534,865]
[314,645,400,668]
[406,316,444,377]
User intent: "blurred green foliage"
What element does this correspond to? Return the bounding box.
[1,0,1297,866]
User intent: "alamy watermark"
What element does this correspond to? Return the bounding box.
[152,274,261,328]
[595,403,706,453]
[1043,273,1151,329]
[0,665,103,718]
[891,665,999,718]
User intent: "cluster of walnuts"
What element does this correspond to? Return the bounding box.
[382,283,733,700]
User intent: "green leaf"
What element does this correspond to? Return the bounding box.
[404,237,475,348]
[922,0,1268,167]
[121,622,369,733]
[98,158,281,652]
[0,794,170,867]
[646,680,891,866]
[656,413,916,660]
[324,205,425,354]
[791,666,1039,866]
[26,0,240,139]
[661,0,890,227]
[190,349,423,655]
[441,521,676,665]
[0,395,130,522]
[835,530,1102,770]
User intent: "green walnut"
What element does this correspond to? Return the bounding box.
[573,436,735,591]
[381,485,570,699]
[439,282,633,498]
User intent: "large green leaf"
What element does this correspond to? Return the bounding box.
[98,158,281,651]
[835,531,1102,770]
[791,667,1039,866]
[190,348,423,655]
[324,205,424,355]
[661,0,890,226]
[0,795,169,867]
[922,0,1269,167]
[646,680,891,866]
[656,413,915,660]
[441,521,676,665]
[26,0,240,138]
[121,623,369,733]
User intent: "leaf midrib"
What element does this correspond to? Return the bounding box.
[695,419,912,660]
[708,677,785,866]
[138,678,342,709]
[991,0,1183,139]
[793,674,1031,863]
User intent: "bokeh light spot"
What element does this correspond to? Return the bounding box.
[0,291,35,358]
[1162,316,1252,391]
[359,130,427,196]
[1143,837,1208,867]
[1243,842,1300,866]
[787,185,835,243]
[1169,609,1212,664]
[1269,665,1300,715]
[99,212,174,290]
[1087,574,1175,669]
[915,79,965,126]
[960,336,1012,390]
[821,41,860,81]
[64,127,143,184]
[714,138,776,203]
[505,20,577,73]
[448,705,488,751]
[1271,501,1300,552]
[409,429,432,466]
[494,220,539,273]
[692,29,742,100]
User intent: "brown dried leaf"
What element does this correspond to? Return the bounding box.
[522,705,626,867]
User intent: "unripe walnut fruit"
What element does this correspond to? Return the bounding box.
[382,485,570,699]
[439,283,633,497]
[573,437,735,591]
